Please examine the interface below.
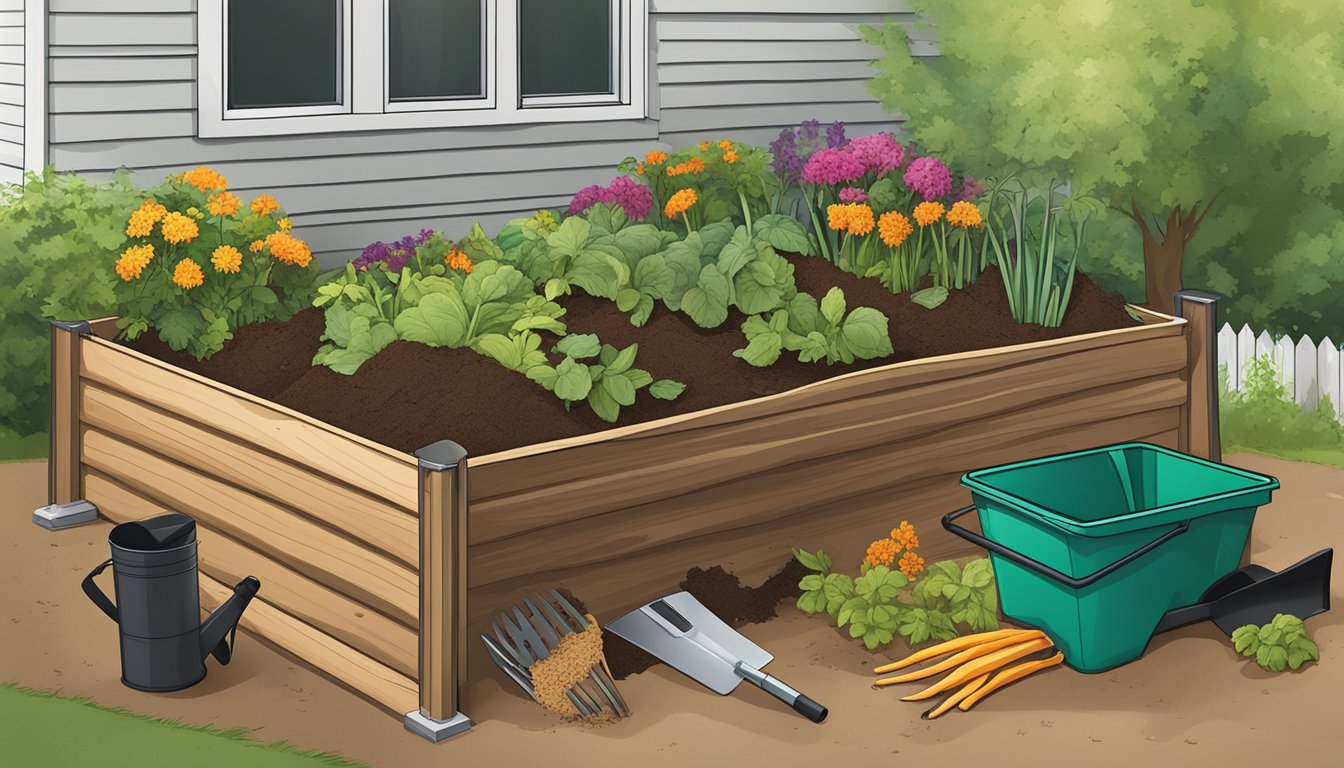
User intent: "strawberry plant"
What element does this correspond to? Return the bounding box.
[1232,613,1320,672]
[735,287,893,366]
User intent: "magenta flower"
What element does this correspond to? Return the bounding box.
[802,148,866,186]
[955,175,986,202]
[568,185,607,216]
[838,187,868,204]
[845,133,904,176]
[902,157,953,201]
[568,177,653,220]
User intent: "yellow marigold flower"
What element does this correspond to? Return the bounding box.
[664,188,698,219]
[913,201,946,227]
[826,203,851,232]
[445,247,474,273]
[265,231,313,267]
[277,216,293,231]
[946,200,983,228]
[249,239,265,253]
[207,191,241,217]
[878,212,914,248]
[126,208,158,238]
[250,194,280,216]
[666,157,706,177]
[864,537,900,568]
[180,166,228,193]
[645,150,668,164]
[636,163,646,176]
[139,199,167,222]
[899,550,925,579]
[718,139,733,151]
[687,157,705,173]
[160,211,200,244]
[724,149,739,164]
[114,244,154,281]
[210,245,243,274]
[846,204,875,236]
[699,141,710,152]
[171,258,204,290]
[891,521,920,550]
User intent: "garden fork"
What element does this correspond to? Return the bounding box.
[483,589,629,719]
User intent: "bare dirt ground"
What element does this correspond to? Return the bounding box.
[2,453,1339,767]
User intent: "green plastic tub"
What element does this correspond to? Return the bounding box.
[945,443,1279,672]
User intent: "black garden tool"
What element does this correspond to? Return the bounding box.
[1153,548,1333,637]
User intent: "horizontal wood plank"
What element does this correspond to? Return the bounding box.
[81,427,419,627]
[199,572,418,716]
[80,382,418,567]
[89,470,418,679]
[80,336,418,510]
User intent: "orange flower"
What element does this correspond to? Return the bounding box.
[265,231,312,267]
[718,139,733,151]
[644,150,668,164]
[248,239,265,253]
[249,194,281,216]
[891,521,919,550]
[179,166,228,193]
[899,550,925,580]
[826,203,851,232]
[115,244,154,281]
[846,204,875,236]
[126,208,158,238]
[636,163,646,176]
[666,157,706,177]
[171,258,204,290]
[140,199,167,220]
[160,211,199,244]
[864,537,900,568]
[699,141,710,152]
[445,247,474,273]
[206,191,241,217]
[664,188,698,219]
[913,201,946,227]
[723,149,739,164]
[210,245,242,274]
[878,211,914,248]
[946,200,983,228]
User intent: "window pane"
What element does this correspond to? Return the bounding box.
[228,0,340,109]
[389,0,484,101]
[520,0,612,97]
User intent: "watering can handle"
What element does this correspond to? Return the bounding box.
[942,506,1191,589]
[81,558,119,622]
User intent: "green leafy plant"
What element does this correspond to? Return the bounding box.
[1231,613,1319,672]
[0,167,140,436]
[735,287,893,366]
[506,216,632,301]
[525,336,684,422]
[1220,357,1344,461]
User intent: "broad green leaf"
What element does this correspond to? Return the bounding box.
[544,277,570,300]
[527,364,560,391]
[602,373,637,406]
[797,591,827,615]
[546,216,594,257]
[682,264,732,328]
[715,226,758,281]
[553,356,594,401]
[554,333,601,360]
[910,286,950,309]
[649,379,686,400]
[633,255,676,298]
[624,369,654,389]
[734,249,796,315]
[587,383,621,422]
[631,293,655,326]
[697,220,737,261]
[567,251,628,299]
[394,291,469,348]
[606,343,639,375]
[799,574,825,591]
[155,308,205,352]
[820,287,846,328]
[616,288,642,312]
[793,548,825,572]
[752,213,814,255]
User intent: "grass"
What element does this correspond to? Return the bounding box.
[0,428,46,463]
[1220,358,1344,468]
[0,682,371,768]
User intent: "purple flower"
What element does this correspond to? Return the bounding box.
[770,127,804,186]
[355,228,434,271]
[838,187,868,203]
[827,121,847,149]
[799,119,822,149]
[802,148,866,186]
[845,133,904,176]
[568,177,653,221]
[568,184,607,216]
[955,175,985,202]
[902,157,953,201]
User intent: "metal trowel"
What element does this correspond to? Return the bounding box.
[605,591,828,723]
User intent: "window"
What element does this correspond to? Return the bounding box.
[197,1,648,137]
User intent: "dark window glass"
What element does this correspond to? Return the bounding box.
[389,0,484,101]
[228,0,341,109]
[519,0,612,97]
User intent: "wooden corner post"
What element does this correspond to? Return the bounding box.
[32,320,99,530]
[1174,290,1221,462]
[405,440,472,743]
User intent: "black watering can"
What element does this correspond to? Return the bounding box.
[82,513,261,692]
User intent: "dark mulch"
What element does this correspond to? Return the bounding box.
[124,255,1137,455]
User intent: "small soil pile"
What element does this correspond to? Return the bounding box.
[529,614,612,720]
[124,258,1138,455]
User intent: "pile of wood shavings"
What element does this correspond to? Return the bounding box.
[528,614,617,721]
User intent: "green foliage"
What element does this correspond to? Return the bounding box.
[863,1,1344,340]
[735,288,893,366]
[525,338,684,423]
[1231,614,1319,672]
[792,548,999,651]
[1220,358,1344,457]
[0,167,141,435]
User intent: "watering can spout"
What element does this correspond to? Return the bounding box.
[200,576,260,665]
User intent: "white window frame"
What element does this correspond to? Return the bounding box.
[197,0,647,138]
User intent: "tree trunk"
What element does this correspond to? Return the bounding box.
[1125,196,1220,314]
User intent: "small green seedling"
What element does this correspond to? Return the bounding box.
[1231,613,1319,672]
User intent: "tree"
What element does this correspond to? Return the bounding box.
[864,1,1344,330]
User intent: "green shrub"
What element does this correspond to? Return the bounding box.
[1220,357,1344,456]
[0,167,140,437]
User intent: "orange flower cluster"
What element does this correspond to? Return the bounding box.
[172,258,204,290]
[913,201,946,227]
[878,211,913,248]
[178,166,228,193]
[644,150,669,164]
[445,248,474,273]
[264,231,313,267]
[718,139,733,151]
[249,194,280,216]
[206,191,241,217]
[249,239,265,253]
[892,521,919,550]
[862,520,925,578]
[115,244,155,281]
[723,149,739,164]
[211,245,243,274]
[699,141,711,152]
[946,200,983,228]
[826,203,875,236]
[899,550,925,579]
[666,157,706,177]
[665,188,698,219]
[160,211,200,244]
[126,202,164,238]
[864,537,901,568]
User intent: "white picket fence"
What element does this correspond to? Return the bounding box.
[1217,324,1344,419]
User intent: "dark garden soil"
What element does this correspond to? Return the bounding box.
[124,256,1138,455]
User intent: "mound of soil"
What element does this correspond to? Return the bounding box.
[125,256,1137,455]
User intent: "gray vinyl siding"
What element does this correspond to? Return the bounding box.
[42,0,928,264]
[0,0,22,184]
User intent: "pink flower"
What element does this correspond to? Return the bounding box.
[845,133,905,176]
[802,148,866,186]
[568,177,653,220]
[955,175,985,202]
[838,187,868,204]
[902,157,953,201]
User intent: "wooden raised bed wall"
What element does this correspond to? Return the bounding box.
[46,293,1220,735]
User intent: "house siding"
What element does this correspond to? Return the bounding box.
[0,0,22,183]
[43,0,929,264]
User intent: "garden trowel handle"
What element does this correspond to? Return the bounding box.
[734,662,828,723]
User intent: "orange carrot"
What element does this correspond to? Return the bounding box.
[872,628,1037,674]
[875,630,1045,686]
[924,672,991,720]
[958,651,1065,712]
[900,637,1054,702]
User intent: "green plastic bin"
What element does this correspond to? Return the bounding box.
[945,443,1279,673]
